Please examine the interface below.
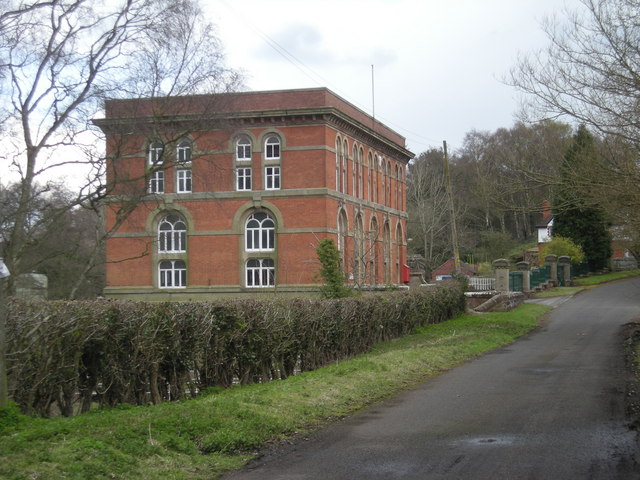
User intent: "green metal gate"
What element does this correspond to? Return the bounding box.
[530,264,550,289]
[509,271,524,292]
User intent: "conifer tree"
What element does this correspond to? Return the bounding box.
[553,125,612,270]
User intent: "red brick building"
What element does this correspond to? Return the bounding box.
[95,88,413,299]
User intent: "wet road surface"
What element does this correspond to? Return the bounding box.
[223,278,640,479]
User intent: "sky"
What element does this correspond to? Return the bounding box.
[206,0,581,156]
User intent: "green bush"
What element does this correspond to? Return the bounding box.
[5,283,466,417]
[539,235,585,264]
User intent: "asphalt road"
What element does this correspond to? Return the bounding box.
[223,278,640,479]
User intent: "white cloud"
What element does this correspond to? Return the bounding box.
[210,0,582,153]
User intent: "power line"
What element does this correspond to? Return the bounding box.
[217,0,442,152]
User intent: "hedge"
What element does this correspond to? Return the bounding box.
[5,283,465,417]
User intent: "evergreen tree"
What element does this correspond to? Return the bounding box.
[315,239,351,298]
[553,126,612,270]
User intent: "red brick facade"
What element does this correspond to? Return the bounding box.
[95,88,413,299]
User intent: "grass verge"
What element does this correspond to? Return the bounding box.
[573,269,640,286]
[531,270,640,298]
[0,304,550,480]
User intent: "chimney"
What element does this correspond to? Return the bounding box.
[541,200,552,221]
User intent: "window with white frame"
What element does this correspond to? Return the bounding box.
[265,135,280,160]
[176,169,192,193]
[342,139,348,194]
[176,140,191,163]
[265,166,280,190]
[335,137,341,191]
[158,214,187,253]
[148,141,164,165]
[236,136,252,161]
[352,144,358,197]
[358,147,364,199]
[246,258,274,287]
[245,212,275,251]
[367,152,373,201]
[149,170,164,194]
[236,167,252,191]
[159,260,186,288]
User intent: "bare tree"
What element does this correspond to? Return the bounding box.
[509,0,640,249]
[509,0,640,144]
[0,0,242,294]
[406,149,453,274]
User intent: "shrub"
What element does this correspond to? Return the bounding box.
[5,283,465,416]
[539,235,585,264]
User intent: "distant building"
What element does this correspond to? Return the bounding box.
[95,88,414,299]
[536,200,554,245]
[431,258,477,281]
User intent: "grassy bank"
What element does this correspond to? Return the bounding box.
[0,304,550,480]
[530,269,640,298]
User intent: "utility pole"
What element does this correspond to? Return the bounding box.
[0,258,10,409]
[443,141,461,274]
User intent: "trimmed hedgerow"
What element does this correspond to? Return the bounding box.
[5,283,465,417]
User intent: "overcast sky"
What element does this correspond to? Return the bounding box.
[206,0,582,155]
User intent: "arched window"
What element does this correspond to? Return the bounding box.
[245,212,275,251]
[246,258,275,287]
[342,139,348,194]
[337,209,348,273]
[148,141,164,165]
[358,147,364,199]
[158,214,187,253]
[265,135,280,160]
[370,216,379,285]
[335,137,342,191]
[236,136,252,161]
[352,144,358,197]
[383,222,391,283]
[367,152,373,201]
[354,214,365,285]
[176,140,191,163]
[386,161,392,207]
[159,260,186,288]
[396,222,404,284]
[373,156,379,203]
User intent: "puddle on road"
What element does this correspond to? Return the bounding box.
[457,435,520,447]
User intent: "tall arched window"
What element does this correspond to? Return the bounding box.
[148,141,165,194]
[245,212,275,251]
[358,147,364,199]
[337,209,348,273]
[335,137,342,191]
[265,135,281,160]
[354,214,365,285]
[352,144,358,197]
[373,156,379,204]
[264,135,281,190]
[396,222,404,284]
[158,214,187,253]
[383,222,391,283]
[370,216,379,285]
[176,140,192,194]
[367,152,373,201]
[341,139,348,194]
[386,161,392,207]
